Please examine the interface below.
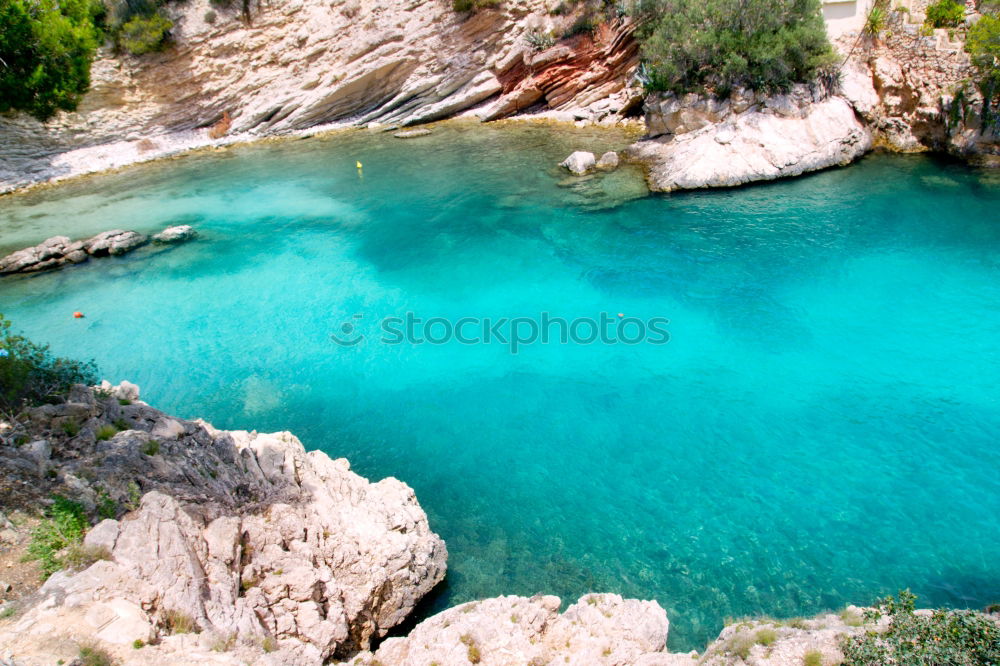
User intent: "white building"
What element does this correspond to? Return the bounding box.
[822,0,878,37]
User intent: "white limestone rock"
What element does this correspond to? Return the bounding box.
[596,151,620,170]
[345,593,675,666]
[0,383,447,664]
[152,225,197,243]
[561,151,597,175]
[628,95,871,192]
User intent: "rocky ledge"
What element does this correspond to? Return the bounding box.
[0,382,447,664]
[625,84,872,192]
[0,226,195,276]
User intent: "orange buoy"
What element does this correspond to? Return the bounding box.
[73,312,85,319]
[617,313,624,318]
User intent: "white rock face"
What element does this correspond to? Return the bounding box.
[627,89,872,192]
[345,593,681,666]
[561,151,597,175]
[0,383,447,664]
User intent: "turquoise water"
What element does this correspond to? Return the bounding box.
[2,124,1000,650]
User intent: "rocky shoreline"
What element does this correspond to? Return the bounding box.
[1,383,996,665]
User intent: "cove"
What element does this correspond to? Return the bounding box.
[1,123,999,651]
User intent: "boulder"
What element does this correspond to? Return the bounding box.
[560,151,596,175]
[596,151,620,170]
[153,225,197,243]
[84,230,148,257]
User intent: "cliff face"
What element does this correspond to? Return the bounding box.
[0,0,641,193]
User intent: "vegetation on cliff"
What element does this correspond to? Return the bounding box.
[967,2,1000,131]
[0,313,97,420]
[630,0,838,96]
[840,590,1000,665]
[0,0,102,120]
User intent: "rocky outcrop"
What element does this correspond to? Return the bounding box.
[0,231,148,275]
[345,593,684,666]
[0,0,640,193]
[626,86,872,192]
[0,382,447,664]
[0,227,200,275]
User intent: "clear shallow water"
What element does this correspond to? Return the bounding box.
[2,124,1000,650]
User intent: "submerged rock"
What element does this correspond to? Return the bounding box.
[560,151,597,175]
[392,129,432,139]
[153,224,197,243]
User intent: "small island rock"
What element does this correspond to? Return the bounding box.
[153,225,197,243]
[560,151,596,175]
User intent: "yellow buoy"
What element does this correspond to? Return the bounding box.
[356,161,363,169]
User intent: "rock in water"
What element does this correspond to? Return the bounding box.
[153,225,197,243]
[83,230,148,256]
[0,236,88,274]
[392,129,433,139]
[560,151,596,175]
[596,151,620,170]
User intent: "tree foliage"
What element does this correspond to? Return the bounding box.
[0,313,98,416]
[967,3,1000,130]
[630,0,838,96]
[0,0,102,120]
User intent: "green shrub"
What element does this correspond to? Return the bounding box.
[63,542,111,569]
[96,424,118,441]
[141,439,160,456]
[630,0,837,96]
[0,315,98,416]
[203,8,216,22]
[0,0,103,120]
[924,0,964,28]
[162,609,197,634]
[840,590,1000,665]
[78,644,114,666]
[62,420,81,437]
[967,11,1000,131]
[118,11,172,54]
[96,488,118,519]
[756,627,778,646]
[25,495,88,578]
[132,639,145,649]
[803,650,823,666]
[865,3,888,39]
